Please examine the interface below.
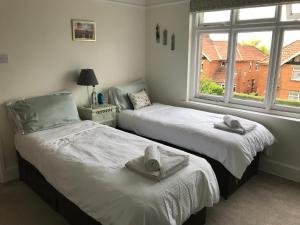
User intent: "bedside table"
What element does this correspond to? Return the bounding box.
[78,104,117,127]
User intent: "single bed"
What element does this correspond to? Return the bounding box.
[116,103,275,199]
[15,120,219,225]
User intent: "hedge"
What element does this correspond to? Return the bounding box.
[234,93,300,107]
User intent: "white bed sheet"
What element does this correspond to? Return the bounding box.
[117,103,275,179]
[15,121,219,225]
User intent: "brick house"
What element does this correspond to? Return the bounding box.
[260,41,300,100]
[201,34,267,94]
[201,35,300,101]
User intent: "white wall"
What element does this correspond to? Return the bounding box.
[146,2,300,182]
[146,2,190,105]
[0,0,146,182]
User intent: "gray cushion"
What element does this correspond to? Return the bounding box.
[109,80,147,111]
[8,92,80,134]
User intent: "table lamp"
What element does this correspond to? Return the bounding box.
[77,69,99,108]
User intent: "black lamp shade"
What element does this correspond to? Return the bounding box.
[77,69,99,86]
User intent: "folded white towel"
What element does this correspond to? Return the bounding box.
[223,115,242,129]
[126,147,189,181]
[144,145,160,172]
[214,122,256,134]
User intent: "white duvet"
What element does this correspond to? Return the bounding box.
[15,121,219,225]
[117,103,275,179]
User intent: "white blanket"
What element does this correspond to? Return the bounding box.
[117,103,275,179]
[15,121,219,225]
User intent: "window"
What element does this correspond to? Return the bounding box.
[275,30,300,108]
[191,4,300,115]
[198,33,229,97]
[239,6,276,21]
[288,91,300,101]
[282,4,300,21]
[202,10,231,24]
[233,31,272,103]
[291,66,300,81]
[256,63,260,71]
[286,3,300,20]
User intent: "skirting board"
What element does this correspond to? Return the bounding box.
[259,157,300,183]
[0,166,19,183]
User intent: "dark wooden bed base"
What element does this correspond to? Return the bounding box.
[191,150,259,200]
[117,128,260,200]
[17,152,207,225]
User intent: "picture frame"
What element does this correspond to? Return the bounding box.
[72,20,96,41]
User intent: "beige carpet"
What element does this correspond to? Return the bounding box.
[0,173,299,225]
[206,173,300,225]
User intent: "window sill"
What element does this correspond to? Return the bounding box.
[183,98,300,123]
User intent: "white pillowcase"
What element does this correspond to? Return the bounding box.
[6,100,24,134]
[108,80,147,111]
[128,89,151,110]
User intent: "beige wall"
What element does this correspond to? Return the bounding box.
[146,2,300,182]
[146,2,189,105]
[0,0,146,182]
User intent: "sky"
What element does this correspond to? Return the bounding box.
[203,4,300,48]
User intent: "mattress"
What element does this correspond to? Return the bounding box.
[15,120,219,225]
[117,103,275,179]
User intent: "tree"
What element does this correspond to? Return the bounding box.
[200,79,224,95]
[241,39,270,55]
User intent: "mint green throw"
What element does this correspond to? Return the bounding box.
[10,92,80,134]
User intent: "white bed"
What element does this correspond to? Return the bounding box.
[15,120,219,225]
[117,103,275,179]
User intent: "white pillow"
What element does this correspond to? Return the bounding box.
[6,91,80,134]
[6,100,24,134]
[128,89,151,110]
[108,80,147,111]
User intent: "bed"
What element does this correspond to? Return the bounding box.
[110,83,275,199]
[14,120,219,225]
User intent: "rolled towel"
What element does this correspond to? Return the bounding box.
[125,147,189,181]
[144,145,161,172]
[223,115,242,129]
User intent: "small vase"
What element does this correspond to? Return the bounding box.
[98,93,104,104]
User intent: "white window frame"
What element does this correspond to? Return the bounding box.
[195,29,229,102]
[189,4,300,117]
[291,65,300,81]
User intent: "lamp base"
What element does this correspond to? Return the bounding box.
[91,89,98,109]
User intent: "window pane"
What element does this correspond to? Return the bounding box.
[288,91,300,101]
[292,3,300,13]
[281,4,300,21]
[202,10,231,23]
[232,31,272,102]
[291,66,300,81]
[239,6,276,20]
[275,30,300,107]
[198,33,229,97]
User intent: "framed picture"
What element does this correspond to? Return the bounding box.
[72,20,96,41]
